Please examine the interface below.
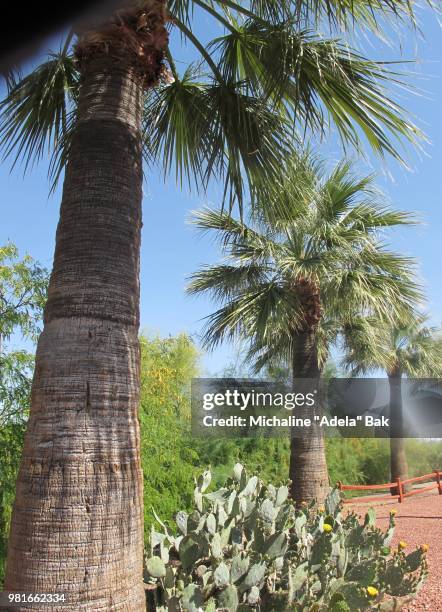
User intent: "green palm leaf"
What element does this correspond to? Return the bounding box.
[343,313,442,376]
[295,0,432,30]
[0,52,78,190]
[144,71,294,207]
[188,152,421,373]
[210,23,422,160]
[0,0,431,202]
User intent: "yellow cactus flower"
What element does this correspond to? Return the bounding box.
[390,508,397,516]
[421,544,429,553]
[323,523,333,533]
[366,586,379,598]
[318,506,325,513]
[398,541,407,550]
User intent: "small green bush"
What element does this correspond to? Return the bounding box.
[145,464,427,611]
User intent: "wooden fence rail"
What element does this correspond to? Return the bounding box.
[338,469,442,504]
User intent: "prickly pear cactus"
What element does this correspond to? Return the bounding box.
[144,465,428,611]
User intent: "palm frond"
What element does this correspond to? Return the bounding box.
[198,282,297,350]
[0,52,79,187]
[336,203,418,231]
[144,70,294,208]
[246,334,294,373]
[187,263,268,300]
[189,152,422,374]
[189,207,286,260]
[0,0,429,206]
[1,67,22,92]
[210,24,422,162]
[342,311,442,377]
[295,0,426,30]
[245,312,337,373]
[197,0,430,35]
[341,315,396,374]
[170,0,295,28]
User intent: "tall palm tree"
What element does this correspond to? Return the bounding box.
[0,0,427,605]
[343,314,442,493]
[187,155,421,504]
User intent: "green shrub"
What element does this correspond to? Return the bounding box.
[145,464,427,611]
[139,333,202,538]
[0,421,26,585]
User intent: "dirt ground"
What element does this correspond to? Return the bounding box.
[348,489,442,611]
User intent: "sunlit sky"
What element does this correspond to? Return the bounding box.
[0,7,441,374]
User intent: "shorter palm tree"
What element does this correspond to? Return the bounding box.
[343,314,442,493]
[187,154,421,504]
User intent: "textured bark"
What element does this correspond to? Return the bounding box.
[388,370,409,496]
[4,4,167,606]
[289,327,330,506]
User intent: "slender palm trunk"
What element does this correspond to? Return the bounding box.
[5,6,167,608]
[289,329,329,504]
[388,370,409,495]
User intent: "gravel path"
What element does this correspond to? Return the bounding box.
[347,489,442,610]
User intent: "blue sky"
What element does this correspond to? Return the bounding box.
[0,8,441,374]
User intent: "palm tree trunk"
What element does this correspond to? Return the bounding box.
[388,370,409,495]
[4,5,167,603]
[289,329,329,505]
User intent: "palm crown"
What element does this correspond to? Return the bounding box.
[187,155,421,372]
[0,0,424,207]
[343,313,442,377]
